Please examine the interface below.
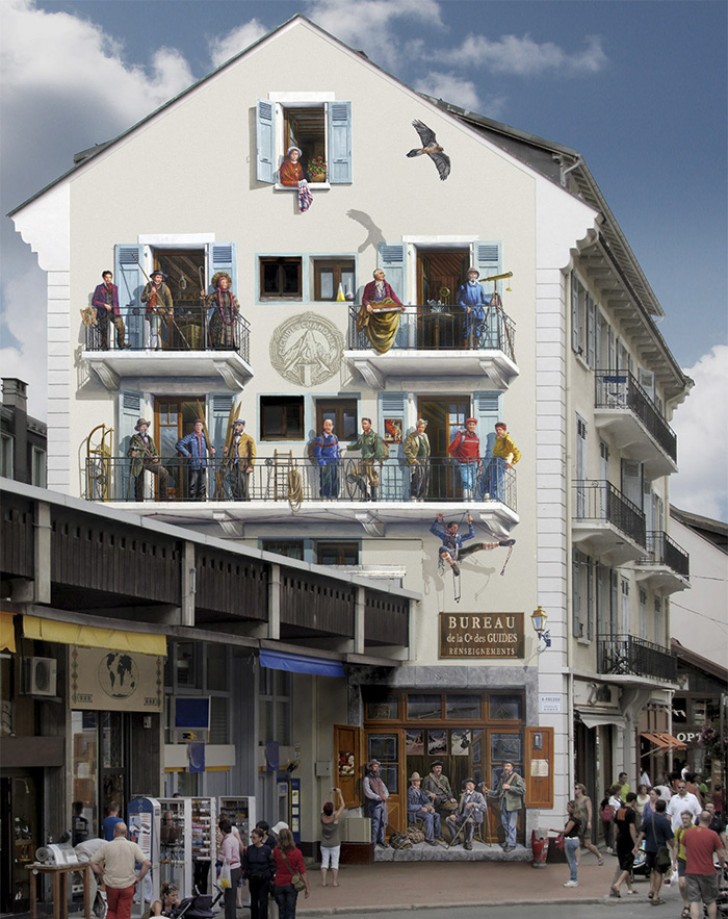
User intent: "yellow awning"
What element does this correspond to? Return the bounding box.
[23,616,166,657]
[0,612,17,653]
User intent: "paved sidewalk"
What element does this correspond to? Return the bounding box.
[298,856,669,914]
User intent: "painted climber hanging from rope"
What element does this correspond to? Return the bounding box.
[430,512,515,603]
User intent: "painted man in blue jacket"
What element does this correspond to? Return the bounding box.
[176,419,215,501]
[456,267,491,349]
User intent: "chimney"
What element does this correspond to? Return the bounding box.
[2,378,28,414]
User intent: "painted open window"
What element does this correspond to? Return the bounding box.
[256,99,352,185]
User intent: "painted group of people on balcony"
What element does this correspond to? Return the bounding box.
[89,268,241,352]
[127,415,519,504]
[357,266,504,354]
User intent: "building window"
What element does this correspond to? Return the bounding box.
[0,434,13,479]
[316,398,357,441]
[261,540,305,561]
[571,273,596,366]
[256,99,352,185]
[313,258,355,301]
[31,447,46,488]
[259,667,291,746]
[260,257,302,300]
[260,396,305,440]
[314,541,359,566]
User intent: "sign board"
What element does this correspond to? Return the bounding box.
[70,645,163,712]
[439,613,524,659]
[539,694,562,713]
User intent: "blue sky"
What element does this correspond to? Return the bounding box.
[1,0,726,516]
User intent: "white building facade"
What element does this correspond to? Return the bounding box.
[11,16,692,849]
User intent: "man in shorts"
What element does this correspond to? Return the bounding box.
[683,810,726,919]
[636,797,675,905]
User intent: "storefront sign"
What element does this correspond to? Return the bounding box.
[439,613,524,659]
[70,645,163,711]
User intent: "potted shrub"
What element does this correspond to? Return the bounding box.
[307,155,327,182]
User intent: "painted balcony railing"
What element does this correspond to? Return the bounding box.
[83,305,251,362]
[84,455,517,510]
[640,530,690,579]
[347,305,516,362]
[597,634,677,683]
[594,370,676,462]
[573,480,646,548]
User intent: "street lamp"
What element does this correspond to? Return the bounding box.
[531,605,552,649]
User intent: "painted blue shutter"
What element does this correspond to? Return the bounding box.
[328,102,352,184]
[476,243,500,283]
[256,100,276,184]
[115,244,145,349]
[379,392,407,499]
[475,392,501,456]
[116,389,144,501]
[378,244,407,347]
[208,243,238,293]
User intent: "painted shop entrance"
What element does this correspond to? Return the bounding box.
[418,397,469,500]
[416,247,469,349]
[336,690,532,843]
[154,249,207,350]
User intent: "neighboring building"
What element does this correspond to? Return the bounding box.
[0,378,46,486]
[9,15,692,855]
[669,507,728,793]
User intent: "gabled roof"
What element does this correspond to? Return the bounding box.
[671,506,728,553]
[6,14,689,396]
[671,639,728,683]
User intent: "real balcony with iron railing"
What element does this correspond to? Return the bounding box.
[347,304,516,362]
[84,454,517,511]
[84,305,251,362]
[597,634,677,683]
[594,370,677,463]
[573,480,646,548]
[639,530,690,580]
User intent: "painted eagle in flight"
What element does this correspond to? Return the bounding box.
[406,119,451,181]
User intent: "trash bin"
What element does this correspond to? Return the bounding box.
[531,828,549,868]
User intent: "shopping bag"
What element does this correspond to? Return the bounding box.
[220,860,232,889]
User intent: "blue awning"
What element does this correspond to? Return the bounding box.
[260,649,345,678]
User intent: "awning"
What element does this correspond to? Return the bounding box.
[260,649,345,678]
[23,615,166,657]
[576,710,627,730]
[641,731,687,752]
[0,612,17,653]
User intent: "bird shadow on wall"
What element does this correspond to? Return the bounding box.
[346,210,385,254]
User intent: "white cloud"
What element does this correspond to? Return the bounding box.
[208,19,268,69]
[0,264,48,418]
[306,0,444,69]
[439,33,607,77]
[671,345,728,521]
[413,72,481,112]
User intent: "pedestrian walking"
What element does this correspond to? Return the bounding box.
[90,822,151,919]
[561,801,582,888]
[219,818,242,919]
[243,826,275,919]
[573,783,603,865]
[636,796,675,905]
[610,792,639,897]
[272,827,310,919]
[683,810,726,919]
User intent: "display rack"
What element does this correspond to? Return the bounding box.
[218,796,256,846]
[157,797,191,898]
[189,797,216,896]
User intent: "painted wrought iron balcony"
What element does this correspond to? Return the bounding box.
[82,305,253,389]
[572,480,646,563]
[594,370,677,477]
[344,305,518,388]
[84,454,517,511]
[597,634,677,683]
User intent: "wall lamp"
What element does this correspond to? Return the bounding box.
[530,605,552,650]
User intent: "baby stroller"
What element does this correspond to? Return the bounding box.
[169,885,224,919]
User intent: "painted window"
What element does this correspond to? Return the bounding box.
[313,258,355,301]
[260,396,305,440]
[316,398,357,441]
[256,99,352,185]
[314,541,359,566]
[259,257,302,300]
